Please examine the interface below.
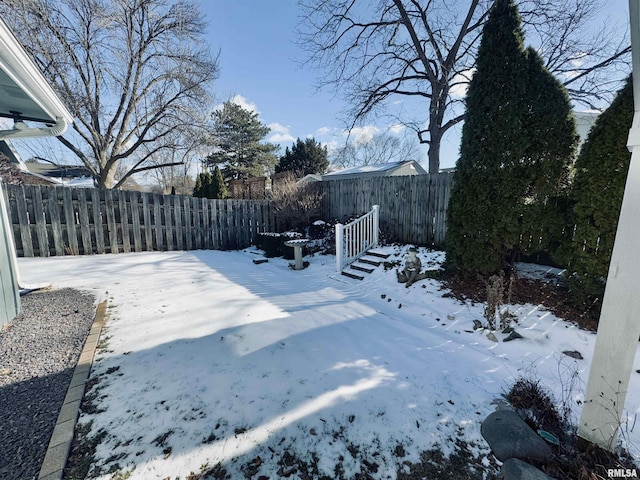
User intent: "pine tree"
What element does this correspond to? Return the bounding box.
[193,171,212,198]
[445,0,577,276]
[446,0,529,275]
[206,101,279,180]
[209,166,227,199]
[275,137,329,177]
[563,76,633,312]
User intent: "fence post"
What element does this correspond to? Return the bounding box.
[335,222,344,272]
[372,204,380,247]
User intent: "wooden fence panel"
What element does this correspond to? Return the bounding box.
[321,173,455,247]
[5,185,276,257]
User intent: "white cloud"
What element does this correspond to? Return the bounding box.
[344,125,379,145]
[268,122,291,135]
[450,68,475,99]
[316,126,333,137]
[388,124,405,135]
[230,94,258,113]
[268,133,296,143]
[322,139,339,155]
[215,94,260,113]
[267,122,295,144]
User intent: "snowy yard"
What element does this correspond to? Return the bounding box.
[19,246,640,479]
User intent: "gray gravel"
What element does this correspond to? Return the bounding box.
[0,288,96,480]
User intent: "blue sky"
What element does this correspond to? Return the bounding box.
[200,0,441,166]
[199,0,630,171]
[5,0,630,174]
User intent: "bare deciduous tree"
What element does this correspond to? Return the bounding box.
[299,0,630,173]
[0,0,219,188]
[331,131,420,168]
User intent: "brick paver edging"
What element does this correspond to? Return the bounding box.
[38,300,108,480]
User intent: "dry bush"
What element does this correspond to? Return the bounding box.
[484,273,504,330]
[270,177,323,232]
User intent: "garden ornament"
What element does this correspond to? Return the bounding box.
[397,246,423,287]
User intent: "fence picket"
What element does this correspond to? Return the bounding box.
[12,186,33,257]
[90,188,105,254]
[45,188,63,255]
[31,186,49,257]
[130,192,142,252]
[61,188,79,255]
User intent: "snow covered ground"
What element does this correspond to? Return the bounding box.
[18,246,640,479]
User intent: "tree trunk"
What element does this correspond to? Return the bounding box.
[98,166,117,189]
[427,132,442,174]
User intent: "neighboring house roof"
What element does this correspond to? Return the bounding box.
[0,139,94,186]
[322,160,427,180]
[574,111,600,146]
[25,161,92,180]
[297,174,322,184]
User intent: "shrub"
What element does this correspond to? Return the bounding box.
[560,76,633,319]
[270,177,323,232]
[445,0,576,277]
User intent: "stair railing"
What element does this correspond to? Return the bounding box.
[335,205,380,272]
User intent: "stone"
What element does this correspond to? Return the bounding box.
[501,458,557,480]
[473,319,483,330]
[487,332,498,342]
[562,350,583,360]
[504,330,524,342]
[481,410,553,462]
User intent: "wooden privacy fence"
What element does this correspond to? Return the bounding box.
[321,173,454,247]
[3,184,276,257]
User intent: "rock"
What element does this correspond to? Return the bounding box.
[473,319,483,330]
[487,332,498,342]
[501,458,557,480]
[504,331,524,342]
[481,410,553,462]
[252,258,268,265]
[447,314,455,321]
[562,350,583,360]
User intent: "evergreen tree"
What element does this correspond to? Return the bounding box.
[275,137,329,176]
[563,76,633,313]
[206,101,279,180]
[193,171,212,198]
[518,47,578,260]
[445,0,577,276]
[446,0,529,275]
[209,166,227,199]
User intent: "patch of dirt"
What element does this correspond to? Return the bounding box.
[398,439,499,480]
[441,272,599,331]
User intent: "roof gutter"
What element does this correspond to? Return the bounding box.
[0,17,73,137]
[0,116,69,140]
